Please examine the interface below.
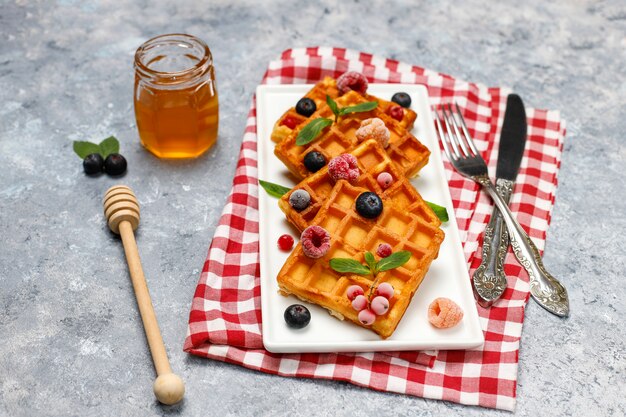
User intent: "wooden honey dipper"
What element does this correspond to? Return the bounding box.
[103,185,185,405]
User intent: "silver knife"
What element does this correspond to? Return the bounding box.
[473,94,527,307]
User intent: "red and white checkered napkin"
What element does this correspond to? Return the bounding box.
[184,47,566,411]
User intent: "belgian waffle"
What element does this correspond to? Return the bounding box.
[274,90,430,181]
[276,180,445,339]
[278,139,440,232]
[270,76,417,143]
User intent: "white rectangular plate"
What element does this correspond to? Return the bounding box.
[256,83,484,353]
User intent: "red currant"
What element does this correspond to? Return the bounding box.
[277,234,294,251]
[387,105,404,121]
[281,116,299,129]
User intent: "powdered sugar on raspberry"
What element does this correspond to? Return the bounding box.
[355,118,390,148]
[300,226,331,259]
[328,154,360,183]
[336,71,368,95]
[428,297,464,329]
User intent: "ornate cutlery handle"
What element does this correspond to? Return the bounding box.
[474,175,569,317]
[472,178,512,307]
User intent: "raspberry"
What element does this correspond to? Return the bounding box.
[351,295,368,311]
[370,296,390,315]
[328,153,360,183]
[281,115,299,129]
[428,297,464,329]
[387,105,404,121]
[358,308,376,325]
[337,71,368,95]
[300,226,331,259]
[376,243,392,258]
[355,118,390,148]
[376,172,393,189]
[277,234,294,251]
[346,285,365,301]
[376,282,394,299]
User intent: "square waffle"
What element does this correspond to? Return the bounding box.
[278,139,441,232]
[276,180,445,339]
[270,76,417,143]
[274,89,430,181]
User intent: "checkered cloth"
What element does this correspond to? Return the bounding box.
[184,47,566,411]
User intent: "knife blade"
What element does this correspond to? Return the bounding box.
[472,94,527,307]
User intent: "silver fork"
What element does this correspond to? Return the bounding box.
[433,103,569,317]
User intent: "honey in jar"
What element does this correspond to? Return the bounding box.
[134,34,218,158]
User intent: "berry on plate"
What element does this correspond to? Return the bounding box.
[358,308,376,325]
[375,282,394,299]
[376,172,393,189]
[376,243,392,258]
[337,71,368,95]
[289,189,311,211]
[328,153,360,183]
[428,297,464,329]
[295,97,317,117]
[303,151,326,173]
[346,285,365,301]
[370,296,390,315]
[355,118,390,148]
[277,234,294,251]
[284,304,311,329]
[355,192,383,219]
[391,92,411,108]
[387,105,404,121]
[300,225,331,259]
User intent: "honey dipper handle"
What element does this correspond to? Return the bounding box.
[118,220,172,376]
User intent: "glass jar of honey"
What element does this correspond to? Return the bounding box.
[134,34,218,158]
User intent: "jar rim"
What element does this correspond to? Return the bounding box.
[134,33,212,81]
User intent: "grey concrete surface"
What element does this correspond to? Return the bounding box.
[1,1,625,416]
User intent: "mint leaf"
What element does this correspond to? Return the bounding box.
[98,136,120,158]
[364,252,377,272]
[338,101,378,117]
[258,179,291,198]
[376,250,411,272]
[426,201,449,222]
[73,141,101,159]
[296,118,333,146]
[329,258,371,275]
[326,95,340,119]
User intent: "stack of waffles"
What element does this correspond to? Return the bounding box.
[270,76,445,339]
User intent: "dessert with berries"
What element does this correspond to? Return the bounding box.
[276,179,444,338]
[270,72,429,181]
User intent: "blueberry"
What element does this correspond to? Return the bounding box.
[295,97,316,117]
[391,92,411,108]
[284,304,311,329]
[104,153,127,176]
[83,153,104,175]
[289,189,311,211]
[355,192,383,219]
[303,151,326,173]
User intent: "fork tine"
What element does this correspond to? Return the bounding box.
[454,102,480,155]
[444,104,471,156]
[440,105,465,158]
[433,108,454,162]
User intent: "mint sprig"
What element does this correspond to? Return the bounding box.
[328,258,371,275]
[73,136,120,159]
[425,201,449,222]
[258,179,291,198]
[295,118,333,146]
[295,96,379,146]
[330,250,411,276]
